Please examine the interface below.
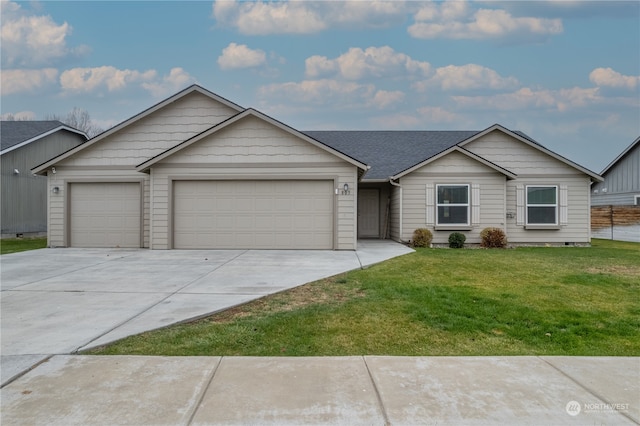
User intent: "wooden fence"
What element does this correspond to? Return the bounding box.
[591,205,640,242]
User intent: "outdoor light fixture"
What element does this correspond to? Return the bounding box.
[52,186,60,194]
[343,183,349,192]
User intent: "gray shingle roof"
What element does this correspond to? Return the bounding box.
[1,121,68,151]
[305,130,480,180]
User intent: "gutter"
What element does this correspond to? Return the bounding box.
[389,178,403,242]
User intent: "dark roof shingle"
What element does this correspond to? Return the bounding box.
[1,121,69,151]
[305,130,480,180]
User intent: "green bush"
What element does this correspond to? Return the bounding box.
[480,227,508,248]
[448,232,466,248]
[412,228,433,248]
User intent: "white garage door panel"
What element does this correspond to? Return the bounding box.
[70,183,141,248]
[173,180,334,249]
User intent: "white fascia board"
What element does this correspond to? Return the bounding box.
[458,124,603,182]
[32,85,244,175]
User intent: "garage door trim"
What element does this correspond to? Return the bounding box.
[65,178,145,248]
[169,175,339,250]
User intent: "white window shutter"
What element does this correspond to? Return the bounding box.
[516,185,524,226]
[472,184,480,225]
[425,184,434,226]
[559,185,568,225]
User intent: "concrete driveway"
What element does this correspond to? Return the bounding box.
[0,240,413,386]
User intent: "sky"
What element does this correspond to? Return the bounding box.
[1,0,639,173]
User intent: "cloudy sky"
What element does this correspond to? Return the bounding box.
[1,0,638,172]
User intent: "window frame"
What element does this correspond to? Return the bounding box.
[526,185,558,227]
[435,183,471,228]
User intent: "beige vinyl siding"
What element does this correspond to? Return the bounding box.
[148,117,358,250]
[464,130,593,243]
[60,92,238,167]
[397,151,507,245]
[506,176,592,243]
[463,130,574,174]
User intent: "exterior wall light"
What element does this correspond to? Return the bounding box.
[341,183,351,195]
[52,186,60,194]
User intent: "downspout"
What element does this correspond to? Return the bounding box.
[389,178,403,242]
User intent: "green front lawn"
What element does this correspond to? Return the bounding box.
[88,239,640,356]
[0,237,47,255]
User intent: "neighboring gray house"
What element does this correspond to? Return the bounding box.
[1,121,87,238]
[591,137,640,206]
[32,85,602,249]
[591,137,640,242]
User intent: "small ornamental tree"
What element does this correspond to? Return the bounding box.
[412,228,433,248]
[448,232,466,248]
[480,227,508,248]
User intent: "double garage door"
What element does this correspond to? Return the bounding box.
[173,180,334,249]
[67,180,334,249]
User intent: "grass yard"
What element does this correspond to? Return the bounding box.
[88,239,640,357]
[0,237,47,255]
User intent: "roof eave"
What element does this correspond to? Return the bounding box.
[458,124,603,182]
[390,145,517,181]
[2,125,88,157]
[32,85,244,175]
[136,108,370,173]
[600,136,640,176]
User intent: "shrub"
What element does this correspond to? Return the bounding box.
[480,227,508,248]
[448,232,466,248]
[412,228,433,248]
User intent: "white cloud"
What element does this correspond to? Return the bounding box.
[415,64,519,91]
[218,43,267,70]
[142,67,196,97]
[369,90,405,109]
[453,86,601,112]
[1,68,58,95]
[60,66,157,93]
[409,1,563,41]
[589,67,639,90]
[305,46,431,80]
[213,1,326,35]
[213,0,408,35]
[0,0,88,67]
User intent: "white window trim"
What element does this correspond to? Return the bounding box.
[436,184,470,228]
[526,185,558,227]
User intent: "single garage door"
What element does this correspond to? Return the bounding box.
[69,182,141,248]
[173,180,334,249]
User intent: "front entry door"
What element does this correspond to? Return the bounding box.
[358,189,380,238]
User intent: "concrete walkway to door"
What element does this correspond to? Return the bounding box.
[0,240,413,386]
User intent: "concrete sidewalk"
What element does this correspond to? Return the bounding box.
[1,355,638,425]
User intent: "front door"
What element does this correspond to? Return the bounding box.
[358,189,380,238]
